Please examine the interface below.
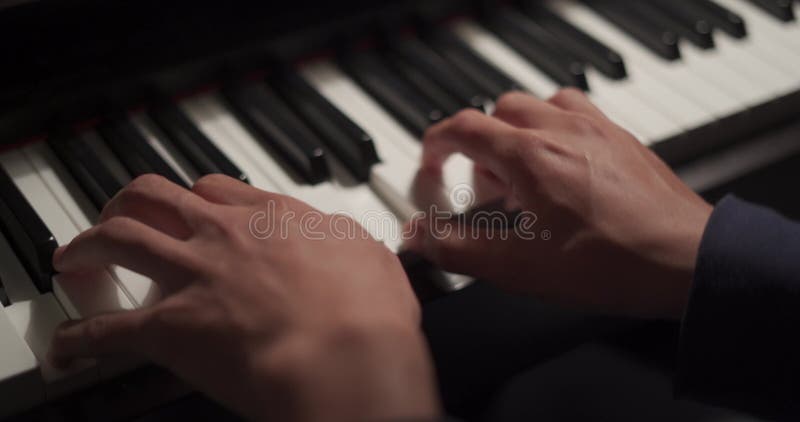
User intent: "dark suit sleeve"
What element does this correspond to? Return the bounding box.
[675,196,800,420]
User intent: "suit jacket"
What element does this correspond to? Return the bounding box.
[676,196,800,420]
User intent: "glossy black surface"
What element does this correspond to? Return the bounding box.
[149,102,249,184]
[97,116,189,188]
[222,82,330,184]
[0,166,57,293]
[47,135,122,210]
[271,70,379,182]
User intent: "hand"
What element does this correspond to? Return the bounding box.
[405,90,713,319]
[49,174,441,422]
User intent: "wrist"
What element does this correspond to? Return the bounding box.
[255,322,442,422]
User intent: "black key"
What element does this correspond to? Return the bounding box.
[97,116,189,189]
[148,101,249,184]
[482,9,589,89]
[389,37,491,110]
[382,50,463,116]
[637,1,715,49]
[691,0,748,38]
[747,0,795,21]
[425,28,522,98]
[0,167,57,293]
[270,70,379,182]
[47,135,123,211]
[0,276,9,307]
[583,0,681,60]
[222,82,330,185]
[339,51,444,137]
[523,2,627,80]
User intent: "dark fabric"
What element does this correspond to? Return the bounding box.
[676,196,800,420]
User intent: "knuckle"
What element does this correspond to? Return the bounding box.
[449,109,487,137]
[495,91,530,113]
[565,113,600,134]
[192,174,231,193]
[127,174,167,193]
[98,216,137,240]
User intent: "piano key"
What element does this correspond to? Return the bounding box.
[97,116,189,188]
[382,50,464,116]
[716,0,800,51]
[82,131,134,186]
[303,62,475,214]
[638,1,716,49]
[23,142,161,308]
[692,0,749,38]
[0,306,42,419]
[0,150,136,319]
[452,20,560,98]
[552,0,747,117]
[270,70,380,182]
[451,20,647,139]
[0,222,47,304]
[5,294,98,398]
[182,94,405,251]
[0,278,8,307]
[582,0,681,61]
[339,51,445,137]
[713,0,800,90]
[148,101,249,183]
[519,2,628,80]
[389,36,492,110]
[221,82,330,185]
[425,28,521,98]
[0,165,57,293]
[746,0,796,21]
[46,135,121,211]
[482,9,590,90]
[456,18,677,143]
[129,114,198,185]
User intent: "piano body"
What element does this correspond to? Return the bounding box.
[0,0,799,420]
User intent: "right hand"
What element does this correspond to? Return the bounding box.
[404,90,713,319]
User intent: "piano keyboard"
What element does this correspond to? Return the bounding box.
[2,0,800,417]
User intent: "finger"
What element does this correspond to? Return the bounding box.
[191,174,264,206]
[492,91,565,129]
[422,109,526,184]
[101,174,212,239]
[48,308,155,368]
[54,217,194,288]
[403,216,527,280]
[547,88,607,121]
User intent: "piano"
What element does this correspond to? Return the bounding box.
[1,0,799,420]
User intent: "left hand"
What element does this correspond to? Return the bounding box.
[49,174,441,422]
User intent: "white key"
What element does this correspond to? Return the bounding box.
[551,0,746,118]
[714,0,800,91]
[0,150,135,319]
[453,21,560,99]
[23,142,161,308]
[303,62,474,216]
[82,132,132,185]
[181,97,283,193]
[183,95,404,251]
[131,114,199,184]
[718,0,800,51]
[0,233,39,303]
[5,294,97,398]
[0,307,42,419]
[451,20,660,143]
